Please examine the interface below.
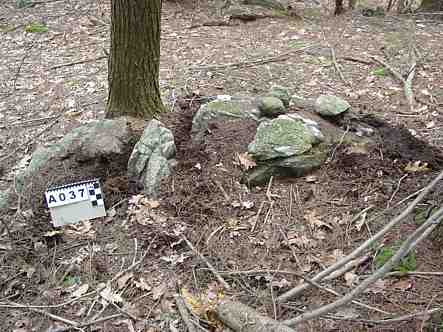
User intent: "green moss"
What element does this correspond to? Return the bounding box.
[288,41,307,49]
[414,206,438,225]
[25,22,48,33]
[372,67,387,77]
[207,100,243,116]
[375,246,417,273]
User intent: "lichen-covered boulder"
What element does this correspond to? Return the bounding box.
[269,85,291,108]
[127,119,176,198]
[257,96,286,117]
[248,115,321,160]
[314,95,350,117]
[244,146,327,185]
[191,96,260,142]
[15,118,131,193]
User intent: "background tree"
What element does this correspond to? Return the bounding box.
[106,0,165,118]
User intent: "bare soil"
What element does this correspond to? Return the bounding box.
[1,0,443,331]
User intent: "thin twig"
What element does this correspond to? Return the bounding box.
[216,269,390,315]
[189,45,314,71]
[183,236,230,290]
[277,170,443,302]
[174,293,198,332]
[284,206,443,325]
[50,55,107,70]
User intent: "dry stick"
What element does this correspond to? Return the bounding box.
[387,174,408,208]
[183,236,230,290]
[284,207,443,326]
[277,170,443,303]
[218,269,390,315]
[189,45,314,71]
[214,180,230,202]
[54,314,123,332]
[50,55,107,70]
[8,303,79,328]
[288,305,442,325]
[370,55,416,112]
[174,293,198,332]
[385,271,443,277]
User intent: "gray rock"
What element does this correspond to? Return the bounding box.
[314,95,350,116]
[0,189,11,212]
[191,96,260,142]
[248,116,319,160]
[15,118,131,193]
[244,147,327,185]
[127,119,176,198]
[257,96,286,117]
[269,85,290,108]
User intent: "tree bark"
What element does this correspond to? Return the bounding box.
[106,0,166,119]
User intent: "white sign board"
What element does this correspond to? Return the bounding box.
[45,179,106,227]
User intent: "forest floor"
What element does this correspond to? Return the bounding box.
[1,0,443,331]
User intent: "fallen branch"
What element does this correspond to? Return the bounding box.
[284,206,443,326]
[53,314,122,332]
[189,45,314,71]
[215,300,296,332]
[385,271,443,277]
[189,19,239,29]
[277,170,443,302]
[183,236,230,290]
[50,55,107,70]
[174,293,198,332]
[371,55,416,112]
[218,268,390,315]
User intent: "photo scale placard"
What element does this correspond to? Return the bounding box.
[45,179,106,227]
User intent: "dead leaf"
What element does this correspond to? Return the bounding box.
[236,152,257,170]
[152,282,167,300]
[242,201,254,209]
[160,253,190,266]
[392,279,413,291]
[134,277,151,292]
[366,279,385,293]
[335,307,359,319]
[71,284,89,298]
[304,175,317,183]
[404,161,430,173]
[304,210,333,230]
[344,272,358,287]
[99,283,123,305]
[117,272,133,290]
[43,230,63,237]
[144,199,160,209]
[355,212,367,232]
[74,306,87,317]
[271,278,291,289]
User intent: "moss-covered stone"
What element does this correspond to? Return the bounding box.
[314,95,350,117]
[248,117,317,160]
[257,96,286,117]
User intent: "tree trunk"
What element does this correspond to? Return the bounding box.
[106,0,166,119]
[334,0,344,15]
